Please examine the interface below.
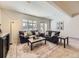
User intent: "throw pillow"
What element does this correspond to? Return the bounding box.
[24,32,27,37]
[35,32,39,35]
[45,32,48,36]
[51,32,55,37]
[27,31,32,36]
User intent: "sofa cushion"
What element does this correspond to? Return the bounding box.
[45,32,48,36]
[51,32,55,37]
[31,31,35,35]
[47,31,53,36]
[35,32,39,35]
[24,32,27,37]
[39,33,45,37]
[54,32,60,36]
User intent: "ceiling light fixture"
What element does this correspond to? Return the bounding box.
[26,1,31,4]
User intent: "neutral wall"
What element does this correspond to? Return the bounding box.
[60,14,79,38]
[67,15,79,38]
[51,3,79,38]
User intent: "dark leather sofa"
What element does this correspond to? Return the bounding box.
[19,30,39,44]
[31,30,44,37]
[19,30,60,45]
[45,31,60,44]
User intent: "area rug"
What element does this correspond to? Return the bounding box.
[16,41,59,58]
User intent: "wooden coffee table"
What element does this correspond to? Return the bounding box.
[28,37,46,50]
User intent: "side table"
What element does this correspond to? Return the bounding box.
[58,36,69,48]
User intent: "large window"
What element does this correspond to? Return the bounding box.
[40,22,47,32]
[22,19,37,31]
[32,21,37,30]
[22,19,48,32]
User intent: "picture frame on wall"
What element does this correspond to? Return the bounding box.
[57,21,64,30]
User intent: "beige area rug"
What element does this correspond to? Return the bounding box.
[7,40,79,58]
[16,41,59,58]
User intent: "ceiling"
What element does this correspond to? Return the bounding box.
[0,1,79,19]
[54,1,79,17]
[0,1,58,19]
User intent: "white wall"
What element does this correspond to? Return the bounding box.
[51,3,79,38]
[1,10,10,34]
[66,15,79,38]
[60,14,79,38]
[51,6,71,31]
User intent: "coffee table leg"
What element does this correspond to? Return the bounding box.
[45,39,46,44]
[67,37,69,45]
[28,42,29,46]
[60,39,62,44]
[64,39,66,48]
[31,43,33,50]
[57,38,59,45]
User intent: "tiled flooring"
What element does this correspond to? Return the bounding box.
[7,38,79,58]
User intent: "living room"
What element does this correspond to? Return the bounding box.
[0,1,79,58]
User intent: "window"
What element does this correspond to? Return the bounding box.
[45,23,47,32]
[22,19,37,31]
[40,23,44,32]
[22,19,48,32]
[32,21,37,30]
[28,20,33,31]
[40,22,47,32]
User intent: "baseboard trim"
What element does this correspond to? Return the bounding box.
[69,37,79,40]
